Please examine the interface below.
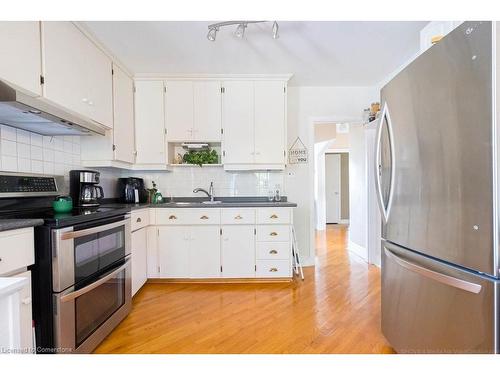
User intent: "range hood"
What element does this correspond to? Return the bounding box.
[0,80,106,136]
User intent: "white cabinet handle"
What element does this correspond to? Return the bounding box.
[21,297,31,305]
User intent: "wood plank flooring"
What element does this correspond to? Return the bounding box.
[94,225,394,353]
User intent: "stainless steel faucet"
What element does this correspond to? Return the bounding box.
[193,181,214,202]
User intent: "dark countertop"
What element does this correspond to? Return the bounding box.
[0,219,45,232]
[101,197,297,210]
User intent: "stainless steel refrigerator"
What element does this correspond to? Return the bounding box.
[376,21,500,353]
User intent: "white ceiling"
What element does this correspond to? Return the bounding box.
[83,21,428,86]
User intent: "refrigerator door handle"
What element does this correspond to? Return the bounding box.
[375,102,396,222]
[384,246,482,294]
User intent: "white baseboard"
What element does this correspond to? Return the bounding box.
[339,219,349,224]
[299,256,315,267]
[348,240,368,261]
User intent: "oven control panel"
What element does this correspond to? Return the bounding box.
[0,175,58,196]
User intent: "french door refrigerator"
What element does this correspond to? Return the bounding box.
[376,21,500,353]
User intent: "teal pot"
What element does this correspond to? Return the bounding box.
[52,196,73,213]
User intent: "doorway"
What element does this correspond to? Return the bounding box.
[325,153,349,224]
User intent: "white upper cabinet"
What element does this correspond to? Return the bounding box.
[254,81,286,165]
[134,80,167,165]
[112,65,135,164]
[193,81,222,141]
[222,80,287,169]
[0,22,42,96]
[41,22,113,128]
[165,80,221,142]
[165,80,194,141]
[222,81,255,165]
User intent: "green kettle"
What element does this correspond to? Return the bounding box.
[52,196,73,213]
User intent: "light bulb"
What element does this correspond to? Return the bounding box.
[272,21,279,39]
[207,27,217,41]
[235,23,246,38]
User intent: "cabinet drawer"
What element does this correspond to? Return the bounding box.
[257,208,291,224]
[0,228,35,275]
[257,242,290,260]
[156,208,221,225]
[256,260,291,278]
[131,209,150,231]
[256,225,290,242]
[221,208,255,225]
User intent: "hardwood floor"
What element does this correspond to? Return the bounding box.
[94,225,394,354]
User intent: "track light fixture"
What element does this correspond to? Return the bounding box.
[206,21,279,42]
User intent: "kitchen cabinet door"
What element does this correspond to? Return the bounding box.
[16,270,34,352]
[112,65,135,164]
[165,80,194,141]
[41,22,113,128]
[158,226,190,278]
[189,226,221,278]
[0,21,42,96]
[194,81,222,141]
[221,225,255,278]
[131,228,148,296]
[254,81,286,165]
[134,80,167,164]
[222,81,255,164]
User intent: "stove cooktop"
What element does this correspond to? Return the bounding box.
[0,206,130,228]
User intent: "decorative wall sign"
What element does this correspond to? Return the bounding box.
[288,137,308,164]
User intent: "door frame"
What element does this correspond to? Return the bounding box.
[324,150,349,225]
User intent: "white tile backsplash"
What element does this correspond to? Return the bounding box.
[0,125,82,175]
[123,167,285,198]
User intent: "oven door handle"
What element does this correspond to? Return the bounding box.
[60,256,130,303]
[60,217,130,240]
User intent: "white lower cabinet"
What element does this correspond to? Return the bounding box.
[221,225,255,278]
[189,226,221,278]
[150,207,293,280]
[131,227,148,296]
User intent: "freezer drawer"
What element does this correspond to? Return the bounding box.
[381,241,497,353]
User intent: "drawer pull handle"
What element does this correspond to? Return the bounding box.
[235,215,243,220]
[200,215,209,220]
[270,214,278,219]
[269,268,278,272]
[270,232,278,236]
[269,250,278,255]
[136,218,142,223]
[169,215,177,220]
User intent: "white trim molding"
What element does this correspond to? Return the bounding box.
[133,73,293,81]
[348,240,368,262]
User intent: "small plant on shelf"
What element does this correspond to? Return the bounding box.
[182,148,219,167]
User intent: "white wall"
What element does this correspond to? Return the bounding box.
[348,124,368,258]
[286,86,379,265]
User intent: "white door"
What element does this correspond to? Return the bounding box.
[165,80,194,141]
[0,21,42,96]
[42,22,113,128]
[325,153,341,223]
[42,22,91,120]
[221,225,255,278]
[222,81,254,164]
[189,226,221,278]
[131,228,148,296]
[112,65,135,163]
[194,81,222,142]
[134,80,166,164]
[254,81,286,165]
[158,226,190,278]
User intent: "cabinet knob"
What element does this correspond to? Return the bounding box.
[270,232,278,236]
[136,218,142,223]
[200,215,209,220]
[270,214,278,219]
[169,215,177,220]
[234,215,243,220]
[269,268,278,272]
[269,250,278,255]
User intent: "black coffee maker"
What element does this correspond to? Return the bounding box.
[117,177,148,204]
[69,170,104,207]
